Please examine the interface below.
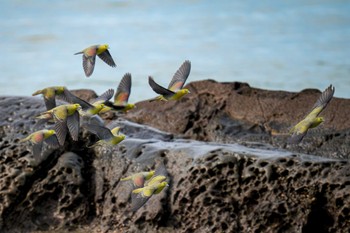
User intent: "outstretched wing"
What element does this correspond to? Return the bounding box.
[82,54,96,77]
[114,73,132,106]
[44,134,60,149]
[97,49,116,67]
[148,76,175,97]
[82,123,114,140]
[43,96,57,111]
[64,90,93,110]
[54,121,67,146]
[67,111,80,141]
[168,60,191,92]
[92,89,115,105]
[308,84,335,118]
[131,191,153,212]
[32,142,43,160]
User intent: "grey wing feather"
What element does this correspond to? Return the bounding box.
[83,55,96,77]
[131,192,151,212]
[44,135,60,148]
[67,111,80,141]
[92,89,115,104]
[32,142,43,160]
[97,50,116,67]
[54,121,67,146]
[288,131,308,144]
[148,76,175,96]
[311,84,335,112]
[82,123,114,140]
[44,97,57,110]
[57,88,73,104]
[154,162,168,177]
[168,60,191,90]
[64,91,93,110]
[114,73,132,103]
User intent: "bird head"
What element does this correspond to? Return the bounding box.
[74,104,82,111]
[180,88,190,94]
[124,103,136,112]
[48,129,56,136]
[101,44,109,50]
[111,127,120,135]
[98,104,112,113]
[315,117,324,124]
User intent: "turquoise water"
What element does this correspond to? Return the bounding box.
[0,0,349,103]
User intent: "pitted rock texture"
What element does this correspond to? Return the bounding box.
[125,80,350,159]
[0,86,349,233]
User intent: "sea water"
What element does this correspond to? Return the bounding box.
[0,0,349,103]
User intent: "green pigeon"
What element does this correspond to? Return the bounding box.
[20,129,59,159]
[120,170,155,188]
[106,73,136,112]
[74,44,116,77]
[82,123,125,147]
[130,162,169,211]
[32,86,73,110]
[37,104,82,146]
[148,60,191,101]
[289,84,335,144]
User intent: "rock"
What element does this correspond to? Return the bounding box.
[125,80,350,159]
[0,80,349,232]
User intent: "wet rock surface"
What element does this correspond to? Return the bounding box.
[0,81,349,232]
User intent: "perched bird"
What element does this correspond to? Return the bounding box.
[131,176,168,211]
[82,123,125,147]
[148,60,191,101]
[37,104,82,146]
[74,44,116,77]
[32,86,72,110]
[120,170,155,188]
[288,84,335,144]
[20,129,59,159]
[105,73,135,112]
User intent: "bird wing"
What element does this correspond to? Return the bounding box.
[82,123,114,140]
[92,89,115,105]
[82,54,96,77]
[131,188,154,212]
[32,142,43,160]
[148,76,175,97]
[114,73,132,106]
[153,162,168,178]
[308,84,335,118]
[43,96,57,111]
[168,60,191,92]
[44,134,60,148]
[288,120,310,144]
[97,49,116,67]
[57,87,73,104]
[67,111,80,141]
[64,91,93,110]
[54,121,67,146]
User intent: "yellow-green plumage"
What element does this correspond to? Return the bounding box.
[38,104,82,146]
[32,86,71,110]
[289,85,335,144]
[120,171,155,187]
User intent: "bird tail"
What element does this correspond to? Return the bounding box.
[19,136,30,142]
[74,51,83,55]
[132,188,143,194]
[32,90,43,96]
[120,176,131,181]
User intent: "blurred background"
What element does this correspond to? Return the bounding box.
[0,0,349,103]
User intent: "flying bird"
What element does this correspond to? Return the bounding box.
[130,162,169,211]
[105,73,135,112]
[120,170,155,188]
[131,176,168,211]
[32,86,73,110]
[288,84,335,144]
[20,129,59,160]
[37,104,82,146]
[148,60,191,101]
[82,123,125,147]
[74,44,116,77]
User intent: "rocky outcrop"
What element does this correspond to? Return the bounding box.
[0,80,349,232]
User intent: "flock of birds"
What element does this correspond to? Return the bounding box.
[18,44,335,211]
